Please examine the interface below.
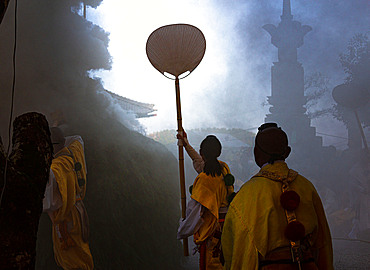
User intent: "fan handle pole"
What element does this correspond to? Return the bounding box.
[354,109,368,152]
[175,77,189,256]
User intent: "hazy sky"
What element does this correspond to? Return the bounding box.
[87,0,369,147]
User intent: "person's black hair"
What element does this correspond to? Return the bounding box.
[255,122,288,164]
[200,135,222,177]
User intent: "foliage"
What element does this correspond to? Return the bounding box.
[304,34,370,128]
[339,33,370,83]
[149,129,177,145]
[304,72,334,119]
[334,33,370,127]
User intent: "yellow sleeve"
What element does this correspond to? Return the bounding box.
[193,208,217,244]
[51,156,76,223]
[222,205,259,270]
[51,140,86,223]
[312,189,334,270]
[68,140,87,198]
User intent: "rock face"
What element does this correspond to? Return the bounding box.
[0,1,184,269]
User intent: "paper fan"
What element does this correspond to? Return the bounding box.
[146,24,206,256]
[146,24,206,79]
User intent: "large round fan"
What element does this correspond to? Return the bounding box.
[332,83,369,109]
[146,24,206,256]
[146,23,206,79]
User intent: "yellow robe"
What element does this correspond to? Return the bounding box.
[221,162,333,270]
[191,161,233,270]
[50,139,94,270]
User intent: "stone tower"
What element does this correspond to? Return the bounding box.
[263,0,323,155]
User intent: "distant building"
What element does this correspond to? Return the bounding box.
[263,0,322,151]
[104,89,157,118]
[262,0,337,180]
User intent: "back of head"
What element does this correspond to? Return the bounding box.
[50,127,65,154]
[200,135,221,159]
[254,123,290,166]
[200,135,222,176]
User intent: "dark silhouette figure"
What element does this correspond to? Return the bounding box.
[0,112,53,269]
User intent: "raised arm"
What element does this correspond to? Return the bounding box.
[177,131,204,173]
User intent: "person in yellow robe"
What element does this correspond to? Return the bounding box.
[177,135,234,270]
[222,123,333,270]
[43,127,93,270]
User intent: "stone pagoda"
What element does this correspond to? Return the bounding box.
[263,0,323,158]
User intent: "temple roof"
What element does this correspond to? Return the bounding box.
[104,89,157,118]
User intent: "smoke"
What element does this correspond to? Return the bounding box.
[87,1,369,267]
[0,0,368,267]
[90,0,369,147]
[0,1,184,269]
[97,89,146,134]
[0,1,109,126]
[184,0,370,147]
[0,0,143,139]
[204,0,369,125]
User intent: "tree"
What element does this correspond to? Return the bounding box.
[339,33,370,84]
[304,71,334,120]
[334,33,370,128]
[304,34,370,129]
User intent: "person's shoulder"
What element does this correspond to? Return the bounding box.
[218,161,231,176]
[65,135,84,149]
[295,173,316,188]
[195,171,213,181]
[243,174,262,185]
[219,160,230,170]
[193,172,206,185]
[193,171,223,191]
[283,163,315,188]
[291,173,321,199]
[232,176,263,199]
[228,179,260,212]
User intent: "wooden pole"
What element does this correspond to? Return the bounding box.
[354,109,368,152]
[175,77,189,256]
[83,3,86,19]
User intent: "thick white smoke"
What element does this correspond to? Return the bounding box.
[90,0,369,149]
